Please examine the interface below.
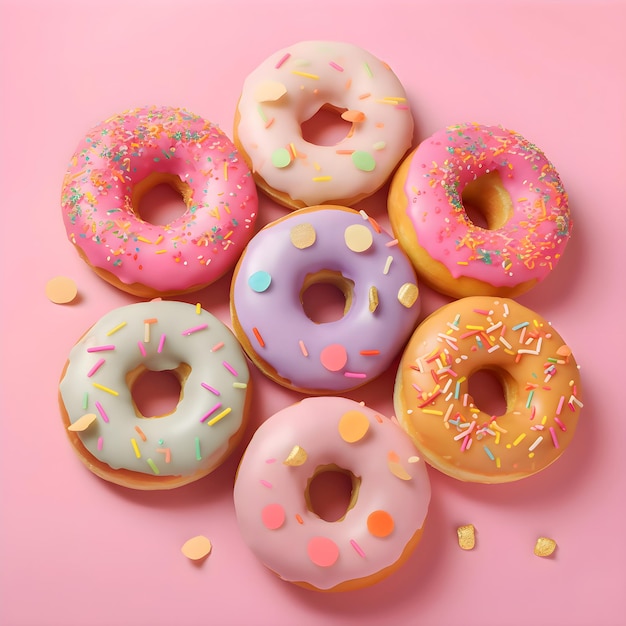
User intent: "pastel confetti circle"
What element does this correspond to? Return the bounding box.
[271,147,292,169]
[307,536,339,567]
[367,510,395,538]
[338,411,370,443]
[344,224,373,253]
[261,503,286,530]
[397,282,419,308]
[46,276,78,304]
[254,80,287,103]
[320,344,348,372]
[248,270,272,293]
[290,223,317,249]
[351,150,376,172]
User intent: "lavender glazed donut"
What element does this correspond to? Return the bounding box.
[230,206,421,393]
[233,396,430,591]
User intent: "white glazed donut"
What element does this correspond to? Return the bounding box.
[59,300,251,490]
[234,396,431,591]
[234,40,414,209]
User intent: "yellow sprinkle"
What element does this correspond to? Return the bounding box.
[196,303,201,314]
[457,524,476,550]
[312,176,332,182]
[92,382,119,396]
[496,457,501,468]
[422,409,444,415]
[457,261,469,265]
[155,249,168,255]
[291,70,319,79]
[513,433,526,446]
[466,325,484,330]
[136,236,152,244]
[313,162,321,171]
[131,438,141,458]
[223,161,228,181]
[232,382,248,389]
[289,143,298,158]
[207,407,232,426]
[541,415,548,425]
[155,235,164,244]
[106,321,127,336]
[495,431,501,445]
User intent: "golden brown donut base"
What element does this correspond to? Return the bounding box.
[58,357,253,490]
[387,150,537,299]
[233,105,405,211]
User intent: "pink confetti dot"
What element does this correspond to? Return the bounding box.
[307,536,339,567]
[320,344,348,372]
[261,503,285,530]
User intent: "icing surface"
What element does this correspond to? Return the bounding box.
[394,297,583,482]
[233,396,430,590]
[59,300,250,478]
[235,41,414,206]
[398,123,570,288]
[231,206,420,392]
[61,106,258,294]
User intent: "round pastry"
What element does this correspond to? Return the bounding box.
[393,296,583,483]
[233,396,431,592]
[388,123,571,298]
[61,106,258,298]
[234,40,414,209]
[59,300,252,490]
[230,205,421,393]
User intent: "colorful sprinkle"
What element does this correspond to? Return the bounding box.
[290,223,316,249]
[261,503,286,530]
[338,410,370,443]
[351,150,376,171]
[67,413,97,432]
[320,343,348,372]
[207,407,231,426]
[307,536,339,567]
[367,510,394,537]
[271,147,292,168]
[344,224,373,252]
[181,324,208,335]
[86,358,105,377]
[248,270,272,292]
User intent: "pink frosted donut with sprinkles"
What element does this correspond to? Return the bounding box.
[233,40,414,209]
[61,106,258,297]
[234,396,430,592]
[393,296,583,484]
[59,300,252,490]
[230,205,421,393]
[388,123,571,298]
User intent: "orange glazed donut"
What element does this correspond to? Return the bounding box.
[394,297,583,483]
[61,106,258,298]
[234,397,430,591]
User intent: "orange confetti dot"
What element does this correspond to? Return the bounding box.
[367,510,394,538]
[338,410,370,443]
[46,276,78,304]
[181,535,212,561]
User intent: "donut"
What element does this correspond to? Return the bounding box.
[58,300,252,490]
[61,106,258,298]
[233,40,414,209]
[233,396,430,592]
[230,205,421,393]
[393,296,583,483]
[388,123,571,298]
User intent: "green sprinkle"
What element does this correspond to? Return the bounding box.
[82,392,89,410]
[195,437,202,461]
[352,150,376,172]
[146,458,160,475]
[526,390,535,409]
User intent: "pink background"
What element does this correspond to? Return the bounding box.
[1,1,625,624]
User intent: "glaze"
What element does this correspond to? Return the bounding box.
[230,206,420,393]
[234,41,414,208]
[59,300,251,488]
[233,396,430,591]
[394,297,583,483]
[388,123,571,297]
[62,106,258,296]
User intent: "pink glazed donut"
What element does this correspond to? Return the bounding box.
[388,123,571,298]
[61,106,258,297]
[233,396,431,592]
[230,205,421,393]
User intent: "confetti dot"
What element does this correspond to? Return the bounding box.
[271,147,292,168]
[283,445,308,466]
[248,270,272,293]
[338,411,370,443]
[457,524,476,550]
[290,223,316,249]
[344,224,373,252]
[261,503,286,530]
[368,286,379,313]
[341,109,366,123]
[254,80,287,102]
[397,282,419,308]
[367,510,394,538]
[67,413,97,432]
[388,460,412,481]
[534,536,557,557]
[320,344,348,372]
[352,150,376,172]
[46,276,78,304]
[307,536,339,567]
[181,535,212,561]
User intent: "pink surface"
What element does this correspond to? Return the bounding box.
[0,1,624,625]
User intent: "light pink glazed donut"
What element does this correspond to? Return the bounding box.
[230,205,421,393]
[233,396,430,592]
[234,40,414,209]
[61,106,258,297]
[388,123,572,298]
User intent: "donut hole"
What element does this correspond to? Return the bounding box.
[300,270,354,324]
[305,464,361,522]
[300,104,353,146]
[126,363,190,418]
[132,172,192,226]
[467,367,512,417]
[461,170,513,230]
